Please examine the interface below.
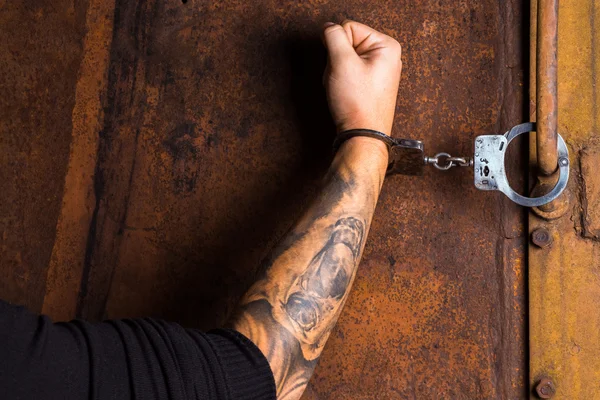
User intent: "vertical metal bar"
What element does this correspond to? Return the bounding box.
[536,0,559,176]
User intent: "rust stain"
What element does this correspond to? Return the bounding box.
[580,146,600,240]
[0,1,89,311]
[41,0,116,321]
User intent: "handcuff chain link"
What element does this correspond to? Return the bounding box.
[425,152,474,170]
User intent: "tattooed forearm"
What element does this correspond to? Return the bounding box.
[280,216,364,359]
[231,140,387,400]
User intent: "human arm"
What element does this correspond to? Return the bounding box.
[230,20,402,400]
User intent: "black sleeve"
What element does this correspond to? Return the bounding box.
[0,300,276,400]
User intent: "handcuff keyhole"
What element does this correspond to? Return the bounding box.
[483,166,490,177]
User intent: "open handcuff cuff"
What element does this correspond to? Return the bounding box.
[333,122,569,207]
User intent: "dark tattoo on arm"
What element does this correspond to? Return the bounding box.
[283,216,364,358]
[232,164,378,400]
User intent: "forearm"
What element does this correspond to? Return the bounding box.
[231,137,388,400]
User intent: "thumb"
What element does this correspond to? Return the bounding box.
[322,22,356,63]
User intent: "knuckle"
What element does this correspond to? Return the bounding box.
[383,39,402,59]
[324,24,343,36]
[388,38,402,53]
[340,19,354,28]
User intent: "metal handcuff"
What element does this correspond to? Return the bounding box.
[333,122,569,207]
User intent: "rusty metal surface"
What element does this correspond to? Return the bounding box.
[535,0,559,176]
[0,0,528,398]
[42,0,116,321]
[529,0,600,398]
[0,1,89,311]
[581,147,600,239]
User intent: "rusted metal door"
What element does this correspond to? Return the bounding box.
[0,1,529,398]
[529,0,600,398]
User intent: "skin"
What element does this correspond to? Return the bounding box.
[230,20,402,400]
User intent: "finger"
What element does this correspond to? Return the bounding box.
[341,20,399,57]
[322,22,357,63]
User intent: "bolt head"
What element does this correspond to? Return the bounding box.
[535,378,556,399]
[531,228,553,248]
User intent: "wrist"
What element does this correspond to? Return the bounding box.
[336,113,394,137]
[335,136,389,175]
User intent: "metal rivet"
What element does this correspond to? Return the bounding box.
[535,377,556,399]
[559,157,569,166]
[531,228,553,248]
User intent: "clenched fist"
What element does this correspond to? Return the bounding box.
[322,20,402,137]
